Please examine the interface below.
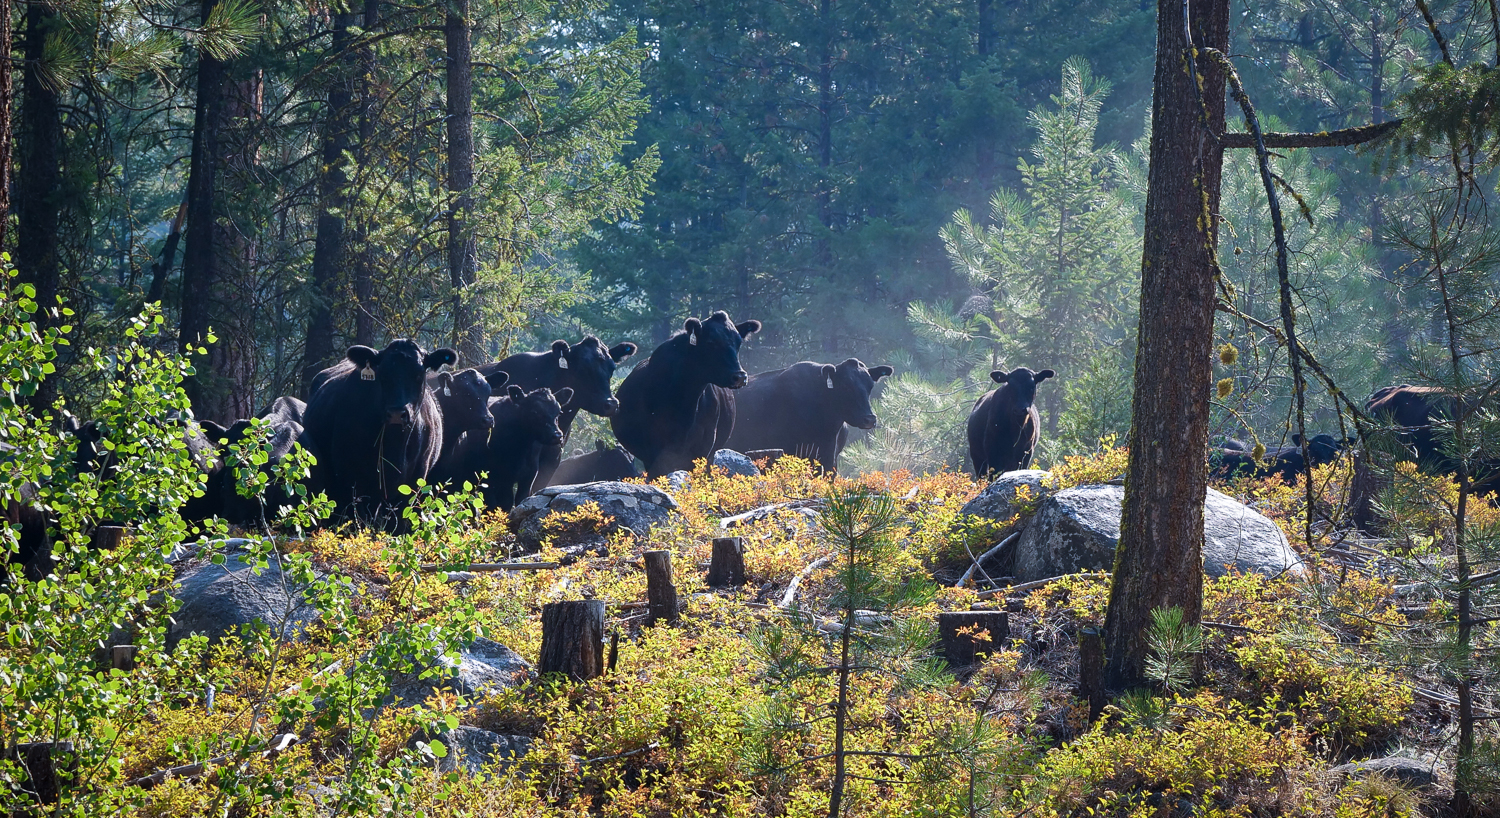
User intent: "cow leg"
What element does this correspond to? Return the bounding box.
[533,441,563,490]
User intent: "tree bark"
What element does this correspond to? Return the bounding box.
[352,0,380,347]
[179,0,230,407]
[445,0,482,363]
[0,0,15,253]
[16,0,62,412]
[302,11,359,394]
[1103,0,1228,691]
[707,536,746,587]
[643,550,679,625]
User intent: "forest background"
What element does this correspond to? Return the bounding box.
[4,0,1458,472]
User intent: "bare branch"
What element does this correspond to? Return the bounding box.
[1220,120,1402,149]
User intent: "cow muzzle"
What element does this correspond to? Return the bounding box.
[601,398,620,416]
[854,415,878,430]
[550,430,565,445]
[729,371,749,389]
[386,407,412,426]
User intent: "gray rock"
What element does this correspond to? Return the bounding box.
[712,449,761,477]
[168,551,321,649]
[1013,485,1304,582]
[509,481,680,550]
[960,470,1052,524]
[408,726,532,776]
[1331,756,1438,791]
[665,470,692,492]
[387,637,532,706]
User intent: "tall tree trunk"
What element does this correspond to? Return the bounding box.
[352,0,380,347]
[0,0,15,253]
[1103,0,1228,690]
[180,0,230,412]
[16,0,62,412]
[302,11,358,394]
[446,0,482,363]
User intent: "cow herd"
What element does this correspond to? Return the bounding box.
[5,303,1490,586]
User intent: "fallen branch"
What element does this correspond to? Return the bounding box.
[418,561,558,573]
[956,533,1019,590]
[975,572,1110,600]
[780,555,834,608]
[128,733,300,789]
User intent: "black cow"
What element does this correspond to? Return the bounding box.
[476,337,636,488]
[432,386,573,510]
[202,413,309,525]
[725,359,894,474]
[2,484,52,584]
[301,340,457,518]
[70,413,225,522]
[258,396,307,426]
[1209,433,1347,483]
[548,440,641,486]
[612,312,762,478]
[967,367,1055,478]
[429,368,510,468]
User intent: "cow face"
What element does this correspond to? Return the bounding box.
[501,385,575,446]
[681,311,761,389]
[1292,433,1345,466]
[989,367,1055,407]
[821,359,895,430]
[346,340,458,428]
[435,368,506,436]
[554,337,637,417]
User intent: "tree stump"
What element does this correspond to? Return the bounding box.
[706,537,745,587]
[1077,627,1106,722]
[644,550,679,625]
[4,741,76,807]
[538,600,606,681]
[90,525,125,551]
[110,645,138,672]
[937,611,1009,672]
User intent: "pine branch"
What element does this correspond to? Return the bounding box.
[1219,120,1402,149]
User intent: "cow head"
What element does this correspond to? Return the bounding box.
[679,311,761,389]
[989,367,1055,408]
[433,368,509,436]
[551,337,637,417]
[345,340,458,428]
[499,385,575,446]
[818,358,895,430]
[1293,433,1345,466]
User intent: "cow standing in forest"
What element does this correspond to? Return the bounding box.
[612,312,761,478]
[967,367,1055,478]
[476,337,636,489]
[428,368,509,470]
[726,359,894,474]
[301,340,456,519]
[1208,433,1347,483]
[432,386,573,510]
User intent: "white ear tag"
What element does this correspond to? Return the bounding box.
[360,365,375,381]
[689,332,698,345]
[558,357,568,369]
[827,377,834,389]
[443,384,451,396]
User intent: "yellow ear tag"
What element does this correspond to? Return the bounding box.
[689,332,697,345]
[558,357,568,369]
[360,365,375,381]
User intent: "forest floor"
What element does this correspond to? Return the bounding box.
[109,450,1483,818]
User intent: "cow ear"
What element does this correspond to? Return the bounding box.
[989,370,1008,384]
[434,371,453,396]
[346,345,379,368]
[484,370,510,390]
[683,318,701,335]
[821,364,837,389]
[609,342,637,363]
[869,365,895,381]
[554,388,575,406]
[1291,433,1303,445]
[62,414,79,435]
[1035,369,1055,382]
[507,385,526,401]
[424,348,459,371]
[551,340,570,369]
[736,320,762,339]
